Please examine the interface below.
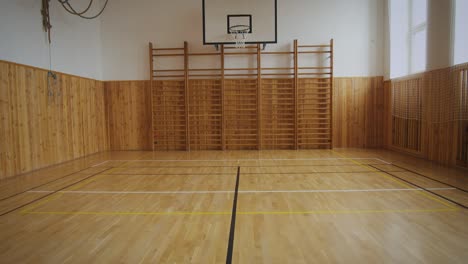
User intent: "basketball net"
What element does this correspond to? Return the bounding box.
[229,25,250,49]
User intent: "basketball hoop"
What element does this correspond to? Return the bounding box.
[229,25,250,49]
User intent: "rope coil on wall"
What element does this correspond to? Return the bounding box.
[42,0,109,43]
[40,0,109,103]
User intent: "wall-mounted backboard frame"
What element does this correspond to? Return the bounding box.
[202,0,277,46]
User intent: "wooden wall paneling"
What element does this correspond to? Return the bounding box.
[29,66,45,168]
[332,77,384,148]
[332,78,347,147]
[457,68,468,166]
[0,61,14,177]
[383,81,392,148]
[365,77,384,147]
[96,81,109,152]
[0,60,109,179]
[105,81,152,150]
[385,63,468,166]
[423,68,457,165]
[15,64,33,173]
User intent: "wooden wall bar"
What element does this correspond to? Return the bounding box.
[188,79,223,150]
[261,79,295,149]
[150,40,335,150]
[105,81,153,150]
[224,79,259,150]
[0,60,108,179]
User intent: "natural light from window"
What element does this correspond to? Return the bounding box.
[453,0,468,65]
[390,0,427,78]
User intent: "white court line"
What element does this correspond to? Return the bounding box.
[27,187,455,195]
[91,160,110,167]
[372,158,392,165]
[91,157,390,164]
[28,190,233,194]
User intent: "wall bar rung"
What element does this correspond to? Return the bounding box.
[153,54,184,57]
[154,75,185,78]
[154,69,184,72]
[299,67,331,69]
[298,51,331,54]
[261,51,294,55]
[298,45,330,48]
[189,52,221,56]
[224,73,258,77]
[262,73,294,76]
[224,52,257,55]
[189,74,222,77]
[153,48,184,51]
[189,68,221,71]
[225,68,257,71]
[298,72,332,75]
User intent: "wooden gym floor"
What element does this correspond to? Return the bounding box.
[0,149,467,263]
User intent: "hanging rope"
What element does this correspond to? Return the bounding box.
[41,0,108,102]
[41,0,109,43]
[58,0,109,20]
[58,0,93,15]
[41,0,52,43]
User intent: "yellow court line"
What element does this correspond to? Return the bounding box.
[330,150,458,210]
[23,208,458,216]
[25,211,232,216]
[237,208,459,215]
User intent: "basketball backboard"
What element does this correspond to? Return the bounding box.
[202,0,277,46]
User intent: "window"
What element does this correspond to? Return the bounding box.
[390,0,427,78]
[453,0,468,65]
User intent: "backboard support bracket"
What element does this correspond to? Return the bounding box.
[213,43,267,51]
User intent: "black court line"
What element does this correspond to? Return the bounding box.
[0,166,109,202]
[241,171,406,175]
[98,171,397,176]
[102,173,236,176]
[368,165,467,209]
[226,166,240,264]
[389,163,468,193]
[240,164,387,167]
[0,167,114,217]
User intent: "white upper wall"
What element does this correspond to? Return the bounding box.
[100,0,385,80]
[0,0,103,80]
